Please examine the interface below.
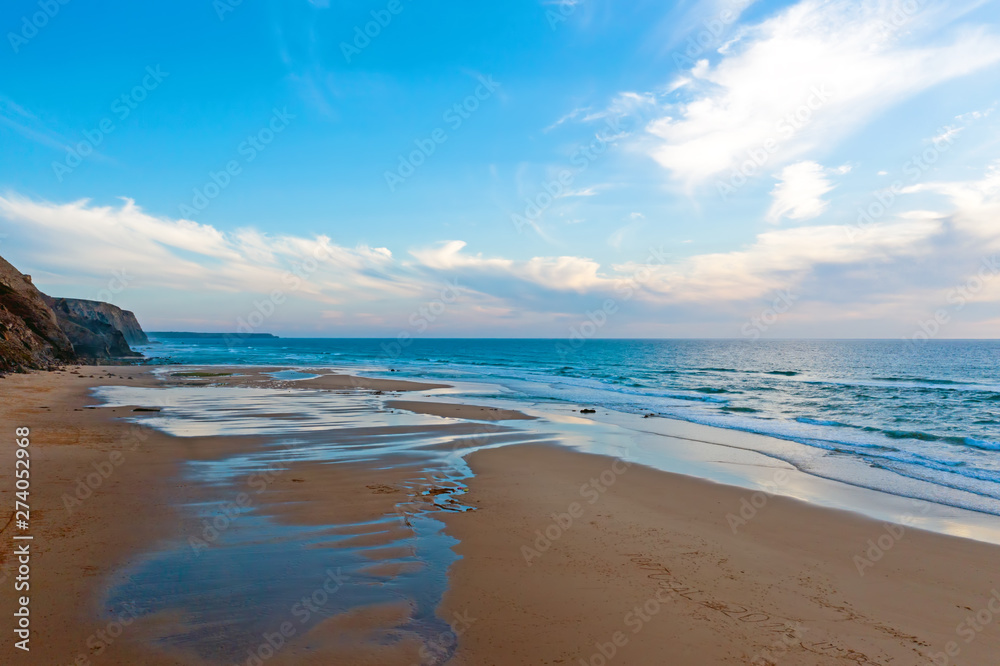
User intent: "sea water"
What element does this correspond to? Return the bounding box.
[134,336,1000,516]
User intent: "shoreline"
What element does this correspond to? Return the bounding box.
[2,365,999,664]
[296,372,1000,546]
[138,359,1000,530]
[27,361,1000,539]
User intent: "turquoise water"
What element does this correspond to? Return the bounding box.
[136,336,1000,515]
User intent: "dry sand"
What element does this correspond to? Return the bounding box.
[2,369,999,665]
[441,444,1000,665]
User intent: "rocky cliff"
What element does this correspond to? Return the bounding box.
[0,255,146,373]
[50,298,149,346]
[0,255,76,373]
[46,297,143,360]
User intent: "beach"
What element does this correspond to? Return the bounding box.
[1,366,999,665]
[443,445,1000,665]
[7,0,999,662]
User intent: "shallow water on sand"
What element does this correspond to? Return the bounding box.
[94,384,553,664]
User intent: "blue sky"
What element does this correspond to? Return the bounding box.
[2,0,999,338]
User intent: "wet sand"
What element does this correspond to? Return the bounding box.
[2,368,999,665]
[386,400,537,422]
[0,367,477,665]
[163,366,451,392]
[0,367,190,665]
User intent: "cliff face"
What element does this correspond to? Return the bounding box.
[50,298,149,346]
[0,255,146,373]
[47,298,142,360]
[0,256,76,373]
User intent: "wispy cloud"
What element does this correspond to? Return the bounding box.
[0,96,75,153]
[559,187,599,198]
[544,106,590,132]
[637,0,1000,187]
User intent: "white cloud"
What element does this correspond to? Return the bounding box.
[580,92,658,123]
[955,105,995,123]
[646,0,758,58]
[410,240,605,292]
[931,125,964,144]
[619,216,942,303]
[0,194,404,303]
[547,92,660,138]
[2,170,998,334]
[766,160,835,222]
[560,187,598,198]
[640,0,1000,187]
[409,240,509,271]
[545,106,590,132]
[901,160,1000,248]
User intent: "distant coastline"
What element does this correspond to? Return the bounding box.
[148,332,280,339]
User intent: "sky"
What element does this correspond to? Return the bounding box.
[1,0,999,339]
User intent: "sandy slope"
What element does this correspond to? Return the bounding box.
[442,444,1000,665]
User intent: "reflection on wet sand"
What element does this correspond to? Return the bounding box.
[94,382,549,664]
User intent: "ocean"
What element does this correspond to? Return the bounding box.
[135,336,1000,517]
